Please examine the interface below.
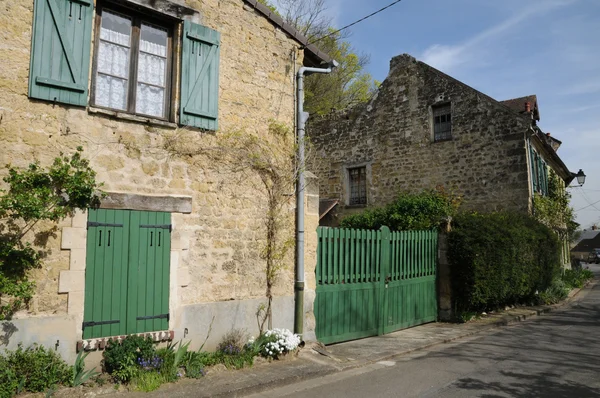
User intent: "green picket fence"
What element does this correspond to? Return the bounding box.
[315,226,438,344]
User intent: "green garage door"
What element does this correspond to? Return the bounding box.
[83,209,171,339]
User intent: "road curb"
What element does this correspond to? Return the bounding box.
[230,277,599,397]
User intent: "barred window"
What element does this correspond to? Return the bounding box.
[348,167,367,205]
[433,104,452,142]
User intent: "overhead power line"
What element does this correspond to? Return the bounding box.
[306,0,404,46]
[574,197,600,212]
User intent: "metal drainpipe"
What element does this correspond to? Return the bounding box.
[295,63,337,337]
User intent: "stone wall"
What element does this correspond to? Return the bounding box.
[309,54,531,223]
[0,0,314,355]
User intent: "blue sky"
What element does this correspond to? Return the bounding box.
[298,0,600,229]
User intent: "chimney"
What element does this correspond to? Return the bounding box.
[525,102,531,113]
[593,225,598,231]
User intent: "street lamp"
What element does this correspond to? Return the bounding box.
[571,169,585,188]
[575,169,586,186]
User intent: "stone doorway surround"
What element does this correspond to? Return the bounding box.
[58,192,193,343]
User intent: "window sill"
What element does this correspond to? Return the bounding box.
[346,204,367,209]
[88,106,178,129]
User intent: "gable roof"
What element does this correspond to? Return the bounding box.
[399,55,575,183]
[573,230,600,247]
[572,231,600,252]
[319,199,339,220]
[243,0,333,67]
[500,95,540,121]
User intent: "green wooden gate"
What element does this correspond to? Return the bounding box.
[83,209,171,339]
[314,226,438,344]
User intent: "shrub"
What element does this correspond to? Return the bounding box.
[72,351,99,387]
[340,188,460,231]
[0,344,72,396]
[103,335,155,383]
[448,212,562,313]
[562,268,594,289]
[252,328,301,359]
[132,371,164,392]
[538,279,570,304]
[182,351,207,379]
[217,329,246,356]
[0,149,103,320]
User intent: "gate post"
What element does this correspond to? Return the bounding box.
[378,226,391,336]
[437,232,453,321]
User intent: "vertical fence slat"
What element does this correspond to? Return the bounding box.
[333,228,339,284]
[339,229,345,284]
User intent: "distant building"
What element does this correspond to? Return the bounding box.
[309,54,577,265]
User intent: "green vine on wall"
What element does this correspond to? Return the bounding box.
[532,170,578,240]
[0,148,103,319]
[164,121,302,332]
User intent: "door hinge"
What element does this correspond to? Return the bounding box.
[139,224,172,232]
[82,319,120,328]
[136,313,169,321]
[87,221,124,229]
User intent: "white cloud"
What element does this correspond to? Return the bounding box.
[420,0,573,73]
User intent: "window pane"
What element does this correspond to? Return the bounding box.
[140,24,167,56]
[136,24,167,117]
[136,84,165,117]
[137,53,166,86]
[95,11,131,110]
[97,41,130,78]
[100,11,131,46]
[96,75,128,110]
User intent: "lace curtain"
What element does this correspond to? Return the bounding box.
[95,13,167,118]
[136,24,167,118]
[95,12,131,111]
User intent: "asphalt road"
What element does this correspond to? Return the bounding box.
[251,264,600,398]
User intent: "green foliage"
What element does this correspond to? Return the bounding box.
[0,148,102,319]
[304,30,378,115]
[72,351,99,387]
[132,371,164,392]
[562,268,594,289]
[256,0,279,13]
[537,279,570,304]
[103,335,155,383]
[217,329,246,355]
[340,188,460,231]
[0,344,72,396]
[533,170,578,239]
[181,351,207,379]
[448,212,562,313]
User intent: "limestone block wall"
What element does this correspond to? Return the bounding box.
[0,0,310,351]
[309,54,531,222]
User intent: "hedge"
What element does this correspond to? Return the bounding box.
[340,189,458,231]
[447,212,562,313]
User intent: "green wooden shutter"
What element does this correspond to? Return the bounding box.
[128,211,171,334]
[84,209,171,338]
[83,209,129,339]
[530,147,538,193]
[180,20,220,130]
[29,0,93,106]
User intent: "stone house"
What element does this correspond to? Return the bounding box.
[0,0,331,365]
[571,228,600,260]
[309,54,576,264]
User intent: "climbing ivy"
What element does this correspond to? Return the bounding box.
[533,170,578,239]
[0,148,102,319]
